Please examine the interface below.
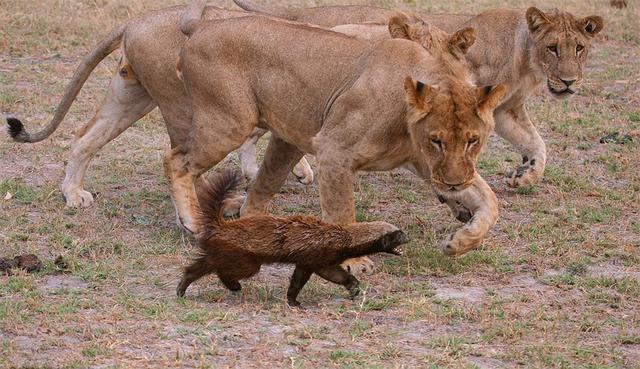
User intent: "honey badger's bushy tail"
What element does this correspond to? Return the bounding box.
[196,169,242,237]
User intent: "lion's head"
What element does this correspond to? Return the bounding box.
[526,7,604,99]
[404,79,506,193]
[389,16,506,193]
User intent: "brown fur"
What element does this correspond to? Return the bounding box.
[177,170,407,306]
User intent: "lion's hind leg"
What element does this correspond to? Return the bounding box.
[292,156,314,185]
[237,127,267,181]
[164,103,259,233]
[237,129,314,185]
[241,134,306,217]
[62,63,155,207]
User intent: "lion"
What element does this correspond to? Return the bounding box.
[233,0,604,189]
[4,5,319,210]
[167,0,507,268]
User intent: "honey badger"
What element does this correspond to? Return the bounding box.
[177,170,408,306]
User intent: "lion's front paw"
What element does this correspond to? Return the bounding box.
[439,233,481,257]
[292,157,314,185]
[63,188,94,208]
[506,157,542,187]
[437,195,473,223]
[340,256,375,275]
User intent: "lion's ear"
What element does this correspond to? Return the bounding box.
[389,13,427,41]
[404,77,434,117]
[526,7,552,34]
[477,84,507,115]
[389,13,413,40]
[448,27,476,55]
[581,16,604,37]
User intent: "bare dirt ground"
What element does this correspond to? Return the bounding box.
[0,0,639,368]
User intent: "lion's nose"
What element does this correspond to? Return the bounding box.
[443,181,467,187]
[443,181,467,191]
[561,79,576,87]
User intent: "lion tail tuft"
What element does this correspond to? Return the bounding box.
[6,117,27,142]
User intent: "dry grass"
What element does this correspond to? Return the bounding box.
[1,0,639,368]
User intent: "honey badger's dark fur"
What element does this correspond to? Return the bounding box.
[177,170,408,306]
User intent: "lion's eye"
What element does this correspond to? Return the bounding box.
[431,139,442,149]
[547,45,558,56]
[576,44,584,53]
[468,138,478,145]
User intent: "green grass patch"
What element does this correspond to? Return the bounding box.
[0,179,38,204]
[516,185,537,195]
[429,336,470,359]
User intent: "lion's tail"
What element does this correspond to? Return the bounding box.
[196,170,242,236]
[5,24,126,143]
[180,0,208,36]
[232,0,297,20]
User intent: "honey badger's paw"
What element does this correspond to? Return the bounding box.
[341,256,375,275]
[62,187,95,208]
[506,156,543,187]
[292,157,314,185]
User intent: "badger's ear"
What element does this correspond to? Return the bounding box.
[581,15,604,37]
[404,77,434,120]
[526,7,552,34]
[448,27,476,55]
[477,84,508,115]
